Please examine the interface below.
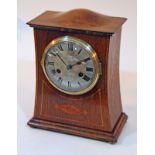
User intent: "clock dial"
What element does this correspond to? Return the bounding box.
[42,36,100,95]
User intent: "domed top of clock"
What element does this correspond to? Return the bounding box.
[27,9,127,35]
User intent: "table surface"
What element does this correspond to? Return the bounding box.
[17,59,137,155]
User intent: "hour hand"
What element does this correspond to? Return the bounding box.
[77,57,91,64]
[70,57,91,68]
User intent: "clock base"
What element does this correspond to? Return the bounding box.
[28,112,127,143]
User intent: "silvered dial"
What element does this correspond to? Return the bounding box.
[42,36,100,95]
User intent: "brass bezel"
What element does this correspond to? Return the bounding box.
[41,36,101,95]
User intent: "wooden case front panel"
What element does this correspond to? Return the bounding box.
[33,29,112,131]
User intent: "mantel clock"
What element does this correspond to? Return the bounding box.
[27,9,128,143]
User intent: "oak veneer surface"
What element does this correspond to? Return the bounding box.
[27,9,127,35]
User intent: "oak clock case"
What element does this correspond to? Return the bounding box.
[27,9,128,143]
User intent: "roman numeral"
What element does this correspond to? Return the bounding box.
[78,49,82,55]
[68,43,73,51]
[68,81,71,87]
[48,62,54,65]
[83,75,91,81]
[83,57,90,62]
[78,81,81,87]
[49,52,57,56]
[86,67,93,72]
[58,44,63,51]
[51,69,56,75]
[58,77,63,85]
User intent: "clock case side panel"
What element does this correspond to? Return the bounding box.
[30,29,48,118]
[107,28,128,128]
[29,29,39,118]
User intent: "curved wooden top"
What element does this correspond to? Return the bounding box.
[27,9,127,35]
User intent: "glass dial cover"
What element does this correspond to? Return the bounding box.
[41,36,100,95]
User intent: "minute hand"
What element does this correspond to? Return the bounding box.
[57,54,67,66]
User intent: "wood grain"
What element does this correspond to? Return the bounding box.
[27,9,127,36]
[28,113,127,143]
[32,29,111,131]
[108,28,123,127]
